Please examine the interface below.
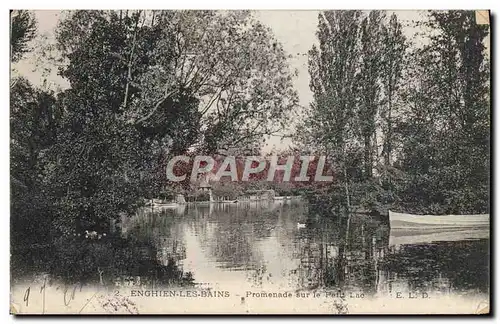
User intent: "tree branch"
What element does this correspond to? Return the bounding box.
[122,11,141,110]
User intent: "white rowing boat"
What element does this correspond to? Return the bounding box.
[388,210,490,246]
[212,200,238,204]
[389,210,489,230]
[151,202,179,209]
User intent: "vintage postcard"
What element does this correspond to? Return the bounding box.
[10,9,490,315]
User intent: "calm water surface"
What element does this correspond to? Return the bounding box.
[119,201,490,297]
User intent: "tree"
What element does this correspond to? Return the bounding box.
[397,10,490,214]
[299,10,489,215]
[9,13,66,248]
[356,11,386,179]
[301,11,364,208]
[56,10,299,152]
[39,10,299,231]
[158,11,299,153]
[380,13,407,168]
[10,78,61,246]
[10,10,37,62]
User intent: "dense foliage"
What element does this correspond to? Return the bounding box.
[298,10,490,215]
[10,9,491,284]
[10,10,298,283]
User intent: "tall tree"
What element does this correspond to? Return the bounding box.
[10,78,61,244]
[57,10,298,153]
[356,11,386,179]
[398,10,490,214]
[380,13,407,168]
[42,10,299,231]
[302,10,364,208]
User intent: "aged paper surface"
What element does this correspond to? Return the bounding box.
[10,9,490,315]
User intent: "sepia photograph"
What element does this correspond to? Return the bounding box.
[9,8,491,315]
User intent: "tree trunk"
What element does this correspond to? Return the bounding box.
[342,146,351,210]
[122,12,140,110]
[385,91,393,166]
[364,135,372,178]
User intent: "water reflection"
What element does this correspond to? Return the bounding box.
[119,202,488,297]
[12,201,488,299]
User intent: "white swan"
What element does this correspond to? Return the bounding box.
[85,230,98,239]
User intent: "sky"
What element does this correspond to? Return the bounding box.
[12,10,490,152]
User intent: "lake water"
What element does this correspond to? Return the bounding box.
[10,200,490,314]
[118,201,489,298]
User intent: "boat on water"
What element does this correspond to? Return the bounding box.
[145,199,179,209]
[213,200,238,204]
[388,210,490,246]
[274,196,302,201]
[151,202,179,209]
[389,210,489,230]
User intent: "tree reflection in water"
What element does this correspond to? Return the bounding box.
[12,208,194,288]
[140,202,489,297]
[291,210,488,297]
[14,202,489,297]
